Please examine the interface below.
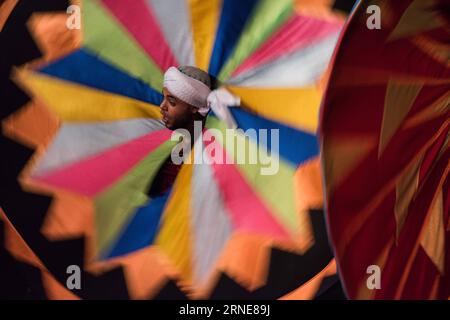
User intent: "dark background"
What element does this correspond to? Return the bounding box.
[0,0,357,300]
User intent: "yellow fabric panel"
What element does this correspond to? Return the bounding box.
[188,0,222,71]
[227,86,322,134]
[322,135,376,193]
[420,191,445,275]
[388,0,443,42]
[379,80,422,157]
[412,35,450,68]
[16,70,161,122]
[394,155,421,238]
[155,162,194,282]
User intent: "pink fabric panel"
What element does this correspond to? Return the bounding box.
[203,134,292,241]
[101,0,178,71]
[34,129,172,197]
[232,14,342,77]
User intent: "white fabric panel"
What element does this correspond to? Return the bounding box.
[191,152,233,286]
[225,34,339,88]
[33,118,165,176]
[147,0,195,66]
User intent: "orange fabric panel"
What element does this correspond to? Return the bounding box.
[26,12,82,68]
[0,208,45,270]
[209,233,273,296]
[41,271,81,300]
[0,0,18,31]
[2,100,60,150]
[294,157,324,213]
[280,259,337,300]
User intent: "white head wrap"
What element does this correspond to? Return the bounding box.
[163,66,212,116]
[163,66,241,127]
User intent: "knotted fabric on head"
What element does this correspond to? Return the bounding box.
[163,66,212,116]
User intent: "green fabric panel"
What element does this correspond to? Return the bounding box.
[218,0,294,82]
[94,140,176,257]
[205,116,298,236]
[83,0,163,92]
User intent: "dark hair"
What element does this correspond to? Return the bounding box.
[177,66,212,89]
